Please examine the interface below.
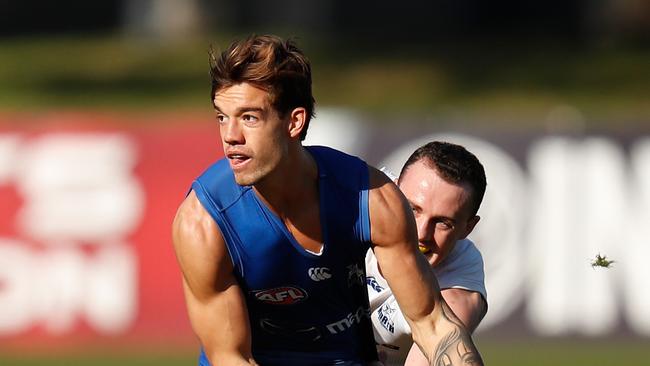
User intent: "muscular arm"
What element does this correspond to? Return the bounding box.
[368,167,483,366]
[172,191,257,366]
[405,289,487,366]
[441,289,487,334]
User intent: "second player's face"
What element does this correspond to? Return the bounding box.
[214,83,288,186]
[398,160,478,267]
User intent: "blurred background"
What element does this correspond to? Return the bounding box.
[1,1,649,365]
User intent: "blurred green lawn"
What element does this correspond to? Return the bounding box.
[2,340,649,366]
[479,340,650,366]
[1,35,649,126]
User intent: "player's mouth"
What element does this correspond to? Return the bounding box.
[227,153,251,170]
[418,244,432,254]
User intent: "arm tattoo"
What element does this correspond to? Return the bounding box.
[430,301,484,366]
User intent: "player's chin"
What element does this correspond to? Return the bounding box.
[233,174,252,186]
[232,167,264,186]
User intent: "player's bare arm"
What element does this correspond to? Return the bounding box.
[441,289,487,334]
[368,167,484,366]
[405,289,487,366]
[172,191,258,366]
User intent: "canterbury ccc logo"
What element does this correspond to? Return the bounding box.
[308,267,332,281]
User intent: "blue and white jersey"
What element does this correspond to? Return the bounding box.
[192,146,378,366]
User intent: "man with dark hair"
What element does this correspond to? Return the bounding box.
[172,35,483,366]
[366,141,488,366]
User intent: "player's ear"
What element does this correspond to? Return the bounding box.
[287,107,307,139]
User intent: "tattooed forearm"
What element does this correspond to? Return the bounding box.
[432,327,459,363]
[430,301,484,366]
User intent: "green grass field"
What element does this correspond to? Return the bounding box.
[479,340,650,366]
[2,340,649,366]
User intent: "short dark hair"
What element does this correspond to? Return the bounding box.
[399,141,487,216]
[209,34,315,140]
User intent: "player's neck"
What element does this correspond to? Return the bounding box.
[254,145,318,214]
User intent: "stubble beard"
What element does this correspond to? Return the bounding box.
[233,167,264,186]
[233,157,278,187]
[233,141,287,187]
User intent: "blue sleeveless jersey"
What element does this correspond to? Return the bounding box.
[192,146,378,366]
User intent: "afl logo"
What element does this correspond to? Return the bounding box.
[252,286,308,305]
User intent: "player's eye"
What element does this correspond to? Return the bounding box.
[216,114,226,124]
[435,221,453,230]
[242,114,259,123]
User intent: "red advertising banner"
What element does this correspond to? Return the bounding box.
[2,111,649,354]
[0,112,222,351]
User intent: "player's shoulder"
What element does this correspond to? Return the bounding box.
[453,238,484,262]
[172,191,231,271]
[307,145,369,188]
[367,165,416,246]
[435,238,487,298]
[368,164,402,198]
[172,191,220,247]
[436,239,484,277]
[306,145,364,162]
[172,191,234,299]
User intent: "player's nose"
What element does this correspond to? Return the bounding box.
[222,120,244,145]
[416,218,435,243]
